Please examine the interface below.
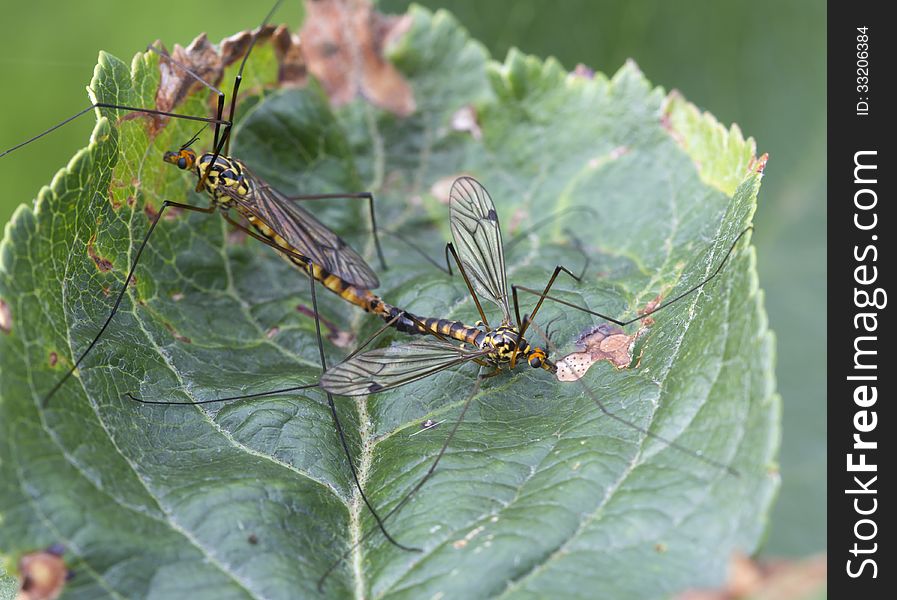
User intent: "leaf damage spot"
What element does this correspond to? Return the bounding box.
[556,323,640,382]
[451,105,482,140]
[296,304,355,347]
[87,234,114,272]
[507,206,529,234]
[266,326,280,339]
[572,63,595,79]
[748,152,770,174]
[0,299,11,334]
[16,544,71,600]
[164,322,192,344]
[48,352,58,368]
[452,525,485,549]
[430,174,474,204]
[301,0,416,116]
[638,294,665,327]
[171,292,185,302]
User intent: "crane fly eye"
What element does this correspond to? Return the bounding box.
[177,157,187,169]
[528,355,543,368]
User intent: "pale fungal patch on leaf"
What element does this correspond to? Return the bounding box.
[556,323,638,382]
[452,525,485,549]
[301,0,416,116]
[0,299,10,334]
[587,145,630,170]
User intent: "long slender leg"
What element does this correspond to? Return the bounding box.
[126,383,320,406]
[281,191,388,272]
[525,318,738,476]
[146,44,226,150]
[42,201,216,407]
[375,229,453,275]
[317,372,485,592]
[513,227,753,328]
[505,204,600,251]
[508,265,582,368]
[1,104,228,159]
[222,0,286,156]
[194,0,285,188]
[307,271,419,553]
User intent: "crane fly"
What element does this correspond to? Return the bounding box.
[3,0,388,406]
[315,175,750,589]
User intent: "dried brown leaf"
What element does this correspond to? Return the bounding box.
[301,0,415,116]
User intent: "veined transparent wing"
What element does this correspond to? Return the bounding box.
[320,339,487,396]
[449,176,511,321]
[222,168,379,289]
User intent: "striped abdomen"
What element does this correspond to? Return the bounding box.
[240,215,483,343]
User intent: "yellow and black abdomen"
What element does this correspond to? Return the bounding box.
[416,317,482,345]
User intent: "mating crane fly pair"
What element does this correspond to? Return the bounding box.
[2,0,750,588]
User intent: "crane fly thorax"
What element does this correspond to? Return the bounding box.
[163,148,251,208]
[194,154,251,207]
[481,325,529,363]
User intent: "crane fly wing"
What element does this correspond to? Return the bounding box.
[449,176,511,322]
[221,169,379,289]
[320,339,487,396]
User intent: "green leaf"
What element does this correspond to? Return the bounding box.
[0,6,778,599]
[0,569,16,600]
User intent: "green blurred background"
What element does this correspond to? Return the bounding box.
[0,0,824,560]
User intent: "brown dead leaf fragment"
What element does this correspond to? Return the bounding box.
[270,25,308,86]
[142,22,304,137]
[86,234,113,272]
[16,545,71,600]
[676,552,827,600]
[301,0,416,116]
[155,34,223,119]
